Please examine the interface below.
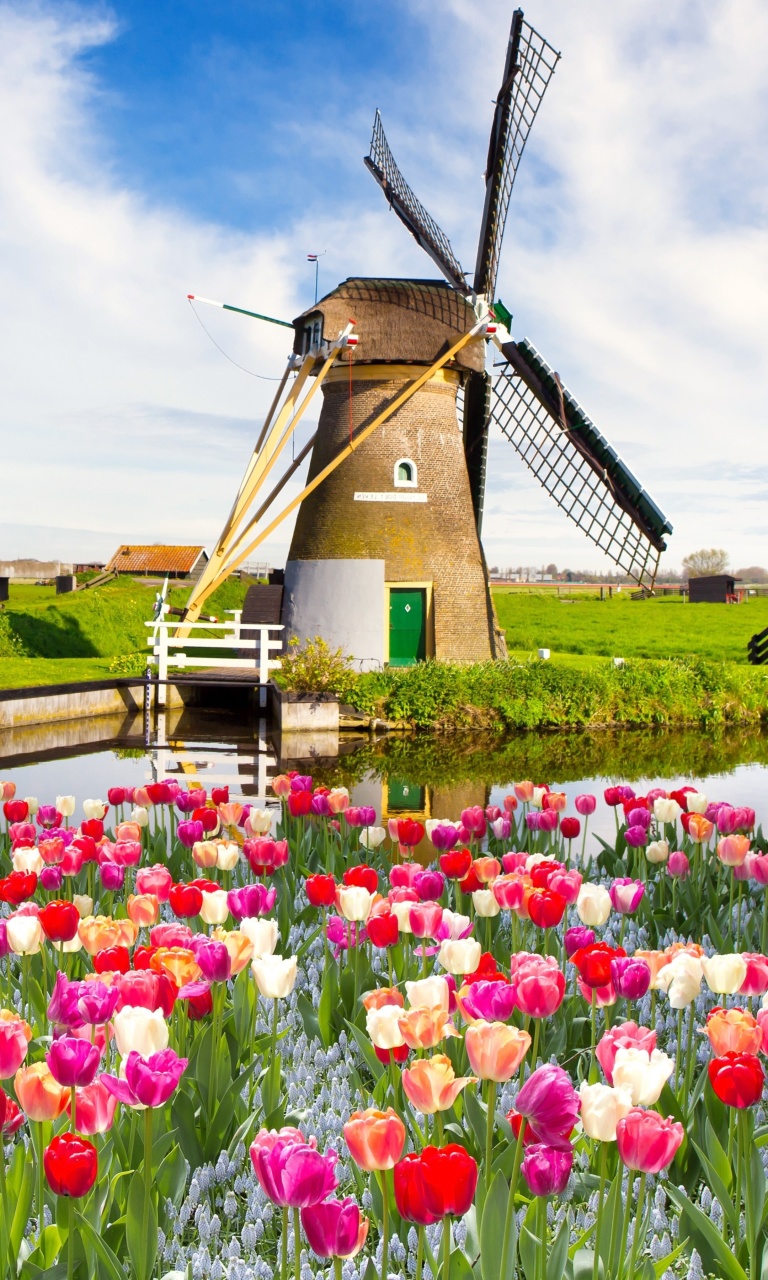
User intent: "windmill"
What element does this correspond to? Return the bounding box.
[182,8,672,669]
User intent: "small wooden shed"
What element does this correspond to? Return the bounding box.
[688,574,743,604]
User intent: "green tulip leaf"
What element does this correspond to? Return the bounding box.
[74,1211,126,1280]
[479,1171,514,1280]
[344,1020,385,1081]
[666,1184,748,1280]
[547,1214,570,1280]
[126,1170,158,1280]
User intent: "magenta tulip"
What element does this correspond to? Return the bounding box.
[100,862,126,891]
[227,883,276,919]
[101,1049,187,1107]
[515,1064,580,1146]
[250,1128,338,1208]
[610,957,651,1000]
[521,1143,573,1195]
[624,825,648,848]
[47,1036,101,1088]
[196,941,232,984]
[609,879,645,915]
[178,820,204,849]
[76,982,120,1026]
[460,980,517,1022]
[300,1196,369,1259]
[413,870,445,902]
[565,927,595,958]
[47,973,85,1030]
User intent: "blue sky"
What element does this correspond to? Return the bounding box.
[0,0,766,576]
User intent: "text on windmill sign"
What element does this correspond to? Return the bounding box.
[353,492,427,503]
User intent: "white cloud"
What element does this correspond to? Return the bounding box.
[0,0,766,582]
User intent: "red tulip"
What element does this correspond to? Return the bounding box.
[211,787,229,805]
[458,865,482,895]
[306,875,337,908]
[420,1144,478,1217]
[374,1043,409,1064]
[396,819,425,848]
[146,782,173,805]
[1,1092,24,1136]
[708,1052,765,1109]
[193,807,219,833]
[439,850,472,881]
[3,801,29,824]
[169,884,204,918]
[367,912,399,949]
[80,819,104,842]
[570,943,626,989]
[394,1153,440,1225]
[287,791,312,817]
[186,987,214,1020]
[343,865,378,894]
[0,872,38,905]
[560,817,581,840]
[530,861,563,890]
[44,1132,98,1197]
[133,945,159,970]
[93,946,131,975]
[463,952,505,986]
[528,889,566,929]
[38,901,80,944]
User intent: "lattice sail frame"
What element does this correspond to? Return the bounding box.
[474,14,560,300]
[364,110,467,291]
[491,341,672,588]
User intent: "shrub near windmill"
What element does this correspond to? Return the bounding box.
[182,8,673,670]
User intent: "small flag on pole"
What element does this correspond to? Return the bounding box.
[307,254,318,262]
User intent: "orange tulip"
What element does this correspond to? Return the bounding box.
[633,949,672,987]
[402,1054,477,1114]
[362,987,404,1011]
[212,927,254,974]
[151,946,202,987]
[465,1020,531,1082]
[78,916,138,956]
[343,1107,406,1170]
[127,894,159,929]
[687,813,714,844]
[14,1062,68,1121]
[218,802,244,827]
[717,835,751,867]
[706,1007,762,1057]
[0,1009,32,1041]
[115,822,142,843]
[473,857,501,884]
[397,1007,457,1051]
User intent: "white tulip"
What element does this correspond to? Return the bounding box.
[247,808,272,835]
[12,847,43,875]
[405,976,451,1012]
[656,953,703,1008]
[472,890,501,918]
[576,884,612,927]
[391,901,414,933]
[112,1007,169,1057]
[612,1048,674,1106]
[578,1082,633,1141]
[55,796,75,818]
[702,953,748,995]
[337,885,374,923]
[50,935,83,954]
[251,954,298,998]
[645,839,670,865]
[82,799,107,821]
[73,895,93,918]
[131,806,149,827]
[7,915,42,955]
[654,798,682,824]
[439,910,472,939]
[531,787,547,809]
[24,797,39,816]
[216,842,241,871]
[199,889,230,925]
[366,1004,406,1049]
[359,827,387,850]
[686,792,708,814]
[240,917,278,958]
[437,938,482,976]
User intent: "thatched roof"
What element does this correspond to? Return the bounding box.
[293,278,485,373]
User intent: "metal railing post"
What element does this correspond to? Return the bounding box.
[157,625,168,710]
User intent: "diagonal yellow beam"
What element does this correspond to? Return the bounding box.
[206,321,485,591]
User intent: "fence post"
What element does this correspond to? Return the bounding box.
[157,625,168,710]
[258,625,268,709]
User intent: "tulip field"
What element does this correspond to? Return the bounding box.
[0,779,767,1280]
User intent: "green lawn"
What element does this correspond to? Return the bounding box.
[0,576,252,688]
[492,588,768,664]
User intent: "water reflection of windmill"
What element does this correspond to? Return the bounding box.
[182,7,672,667]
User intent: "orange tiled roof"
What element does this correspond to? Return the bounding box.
[106,545,206,574]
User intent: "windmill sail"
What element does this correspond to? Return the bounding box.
[365,111,467,292]
[492,340,673,588]
[473,12,560,301]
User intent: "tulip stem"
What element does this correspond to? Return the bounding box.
[485,1080,496,1192]
[441,1215,451,1280]
[592,1141,607,1280]
[67,1196,74,1280]
[537,1195,547,1280]
[617,1167,634,1280]
[293,1205,301,1280]
[333,1258,343,1280]
[70,1087,76,1133]
[626,1173,646,1279]
[380,1170,390,1280]
[735,1113,743,1254]
[34,1122,45,1244]
[143,1106,153,1257]
[281,1204,289,1280]
[415,1224,425,1280]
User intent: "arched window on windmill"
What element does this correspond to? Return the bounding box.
[394,457,417,488]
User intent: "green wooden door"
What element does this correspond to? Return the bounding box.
[389,588,426,666]
[387,779,426,811]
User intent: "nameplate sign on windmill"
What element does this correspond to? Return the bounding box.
[181,7,672,671]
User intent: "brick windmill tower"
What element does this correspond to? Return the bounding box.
[181,9,672,667]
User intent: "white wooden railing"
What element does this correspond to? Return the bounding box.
[146,616,283,708]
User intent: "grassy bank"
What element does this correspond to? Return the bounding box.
[0,577,251,687]
[345,655,768,731]
[492,587,768,663]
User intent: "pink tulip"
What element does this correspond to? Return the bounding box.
[538,810,559,833]
[750,854,768,886]
[409,903,444,939]
[740,954,768,997]
[575,794,596,816]
[250,1128,338,1208]
[459,980,516,1022]
[389,863,421,889]
[516,1064,580,1146]
[609,879,645,915]
[501,852,528,874]
[0,1019,30,1079]
[616,1108,684,1173]
[512,957,566,1018]
[491,816,512,840]
[101,1049,187,1107]
[578,977,616,1007]
[461,807,487,837]
[112,841,142,868]
[300,1197,369,1259]
[150,922,194,948]
[135,865,173,901]
[492,875,525,910]
[667,851,690,879]
[548,869,582,905]
[596,1021,656,1085]
[47,1036,101,1088]
[68,1079,117,1135]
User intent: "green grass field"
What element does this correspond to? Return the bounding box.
[492,588,768,664]
[0,577,251,688]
